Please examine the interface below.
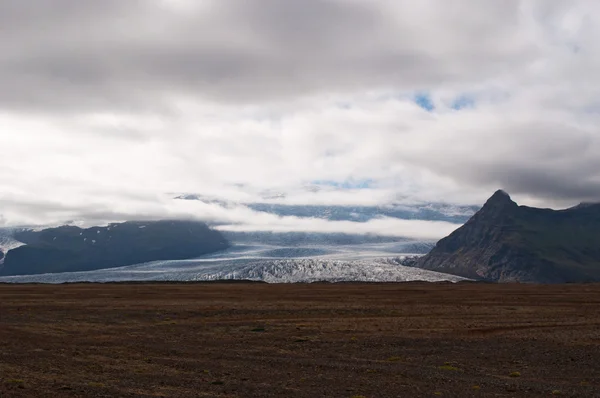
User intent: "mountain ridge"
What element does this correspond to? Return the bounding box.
[0,220,229,276]
[415,190,600,283]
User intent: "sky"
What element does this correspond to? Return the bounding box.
[1,0,600,236]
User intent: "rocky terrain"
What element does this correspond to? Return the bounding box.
[416,190,600,283]
[0,220,229,276]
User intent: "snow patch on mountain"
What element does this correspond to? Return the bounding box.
[0,228,25,264]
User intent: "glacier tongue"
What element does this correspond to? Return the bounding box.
[0,257,468,284]
[190,259,467,283]
[0,239,467,284]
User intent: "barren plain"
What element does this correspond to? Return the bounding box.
[1,282,599,397]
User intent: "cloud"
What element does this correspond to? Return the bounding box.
[1,0,600,229]
[215,217,459,240]
[0,0,536,112]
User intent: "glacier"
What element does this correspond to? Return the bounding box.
[0,241,468,284]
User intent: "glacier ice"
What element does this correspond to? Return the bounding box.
[0,242,468,284]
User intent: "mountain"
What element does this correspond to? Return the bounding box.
[176,194,478,224]
[415,190,600,283]
[219,230,435,250]
[0,220,229,276]
[245,203,476,224]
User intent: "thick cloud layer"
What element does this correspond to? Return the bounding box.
[0,0,534,111]
[1,0,599,230]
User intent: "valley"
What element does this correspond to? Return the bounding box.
[0,240,464,283]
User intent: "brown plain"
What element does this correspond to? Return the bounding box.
[1,282,599,397]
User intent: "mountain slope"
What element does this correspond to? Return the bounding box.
[415,190,600,283]
[0,220,229,276]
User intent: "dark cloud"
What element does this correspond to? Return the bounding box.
[498,168,600,203]
[0,0,533,113]
[389,108,600,204]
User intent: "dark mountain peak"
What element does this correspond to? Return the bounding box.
[469,189,518,222]
[484,189,516,208]
[492,189,510,198]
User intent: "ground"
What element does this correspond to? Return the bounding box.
[1,282,599,397]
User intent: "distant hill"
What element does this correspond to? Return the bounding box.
[176,194,478,224]
[219,230,435,250]
[0,220,229,276]
[415,190,600,283]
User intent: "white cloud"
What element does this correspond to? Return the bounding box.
[215,217,459,240]
[1,0,599,229]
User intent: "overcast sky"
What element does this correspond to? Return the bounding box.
[1,0,599,234]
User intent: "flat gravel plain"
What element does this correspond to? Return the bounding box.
[1,282,599,397]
